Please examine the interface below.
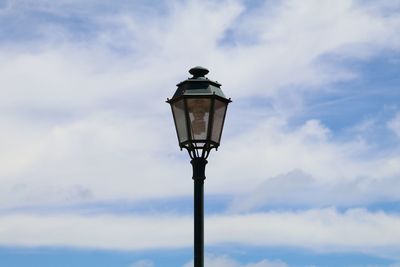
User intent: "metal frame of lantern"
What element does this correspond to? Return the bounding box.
[167,94,230,159]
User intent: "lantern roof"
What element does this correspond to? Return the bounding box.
[172,66,227,99]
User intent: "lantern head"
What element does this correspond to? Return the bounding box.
[167,66,231,159]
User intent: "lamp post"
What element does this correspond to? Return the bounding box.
[167,66,231,267]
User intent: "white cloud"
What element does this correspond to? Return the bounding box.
[183,255,287,267]
[130,260,154,267]
[0,0,399,242]
[211,0,400,98]
[228,169,400,212]
[0,112,192,208]
[208,118,400,200]
[1,0,399,107]
[1,208,400,259]
[388,112,400,137]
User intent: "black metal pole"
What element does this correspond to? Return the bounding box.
[191,158,207,267]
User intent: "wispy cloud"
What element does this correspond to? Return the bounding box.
[183,255,288,267]
[388,112,400,137]
[1,208,400,259]
[130,260,154,267]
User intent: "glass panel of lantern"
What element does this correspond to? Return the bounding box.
[211,99,228,144]
[171,99,189,143]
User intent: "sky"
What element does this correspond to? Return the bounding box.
[1,0,400,266]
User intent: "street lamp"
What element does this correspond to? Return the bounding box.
[167,66,231,267]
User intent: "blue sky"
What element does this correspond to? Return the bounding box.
[1,0,400,266]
